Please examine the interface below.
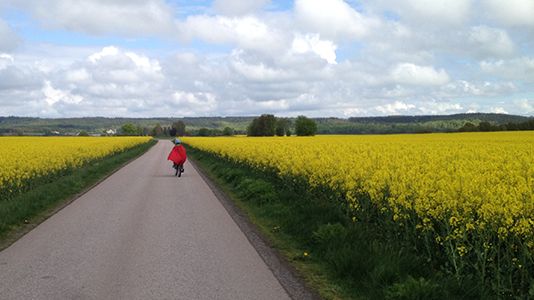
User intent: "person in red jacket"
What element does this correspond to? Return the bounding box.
[168,138,187,173]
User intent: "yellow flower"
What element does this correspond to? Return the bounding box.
[183,132,534,255]
[1,136,151,198]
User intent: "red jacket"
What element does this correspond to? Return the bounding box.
[168,145,187,165]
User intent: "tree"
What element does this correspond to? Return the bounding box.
[136,125,144,136]
[142,127,150,136]
[247,114,276,136]
[198,128,211,136]
[121,123,140,136]
[151,123,163,136]
[276,118,291,136]
[222,127,234,136]
[172,121,186,136]
[295,116,317,136]
[478,121,494,132]
[78,130,89,136]
[458,122,478,132]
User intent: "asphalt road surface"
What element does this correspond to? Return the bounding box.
[0,141,291,300]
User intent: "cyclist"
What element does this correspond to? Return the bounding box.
[167,138,186,173]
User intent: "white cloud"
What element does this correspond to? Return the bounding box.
[178,15,288,54]
[42,80,83,105]
[170,91,218,115]
[375,101,416,114]
[390,63,449,86]
[0,53,14,70]
[405,0,472,24]
[514,99,534,115]
[0,54,42,90]
[232,59,292,81]
[468,26,515,58]
[480,58,534,82]
[490,106,508,114]
[86,46,163,83]
[417,102,464,115]
[213,0,270,16]
[11,0,175,36]
[483,0,534,27]
[88,46,120,63]
[291,34,337,64]
[369,0,472,26]
[1,1,534,118]
[294,0,378,40]
[65,68,91,83]
[441,80,516,97]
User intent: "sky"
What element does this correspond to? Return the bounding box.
[0,0,533,118]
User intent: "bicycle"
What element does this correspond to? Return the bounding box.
[173,163,184,177]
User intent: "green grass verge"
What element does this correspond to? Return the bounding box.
[0,140,157,249]
[187,146,486,300]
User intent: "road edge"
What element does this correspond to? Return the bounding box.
[189,158,322,300]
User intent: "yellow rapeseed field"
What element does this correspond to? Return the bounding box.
[0,136,151,198]
[184,132,534,281]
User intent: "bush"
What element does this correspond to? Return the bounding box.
[236,178,277,204]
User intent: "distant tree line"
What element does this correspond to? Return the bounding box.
[459,120,534,132]
[2,114,532,136]
[119,123,147,136]
[246,114,316,136]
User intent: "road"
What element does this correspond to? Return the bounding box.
[0,141,291,300]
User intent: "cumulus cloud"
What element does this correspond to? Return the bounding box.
[178,15,289,55]
[0,46,173,117]
[483,0,534,27]
[416,102,464,115]
[291,34,337,64]
[231,59,293,82]
[213,0,270,16]
[294,0,379,40]
[390,63,449,86]
[467,26,515,58]
[0,54,42,90]
[10,0,175,36]
[375,101,415,114]
[42,80,83,105]
[368,0,472,26]
[1,0,534,118]
[480,58,534,82]
[169,91,218,116]
[441,80,517,97]
[84,46,163,84]
[0,53,14,69]
[514,99,534,115]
